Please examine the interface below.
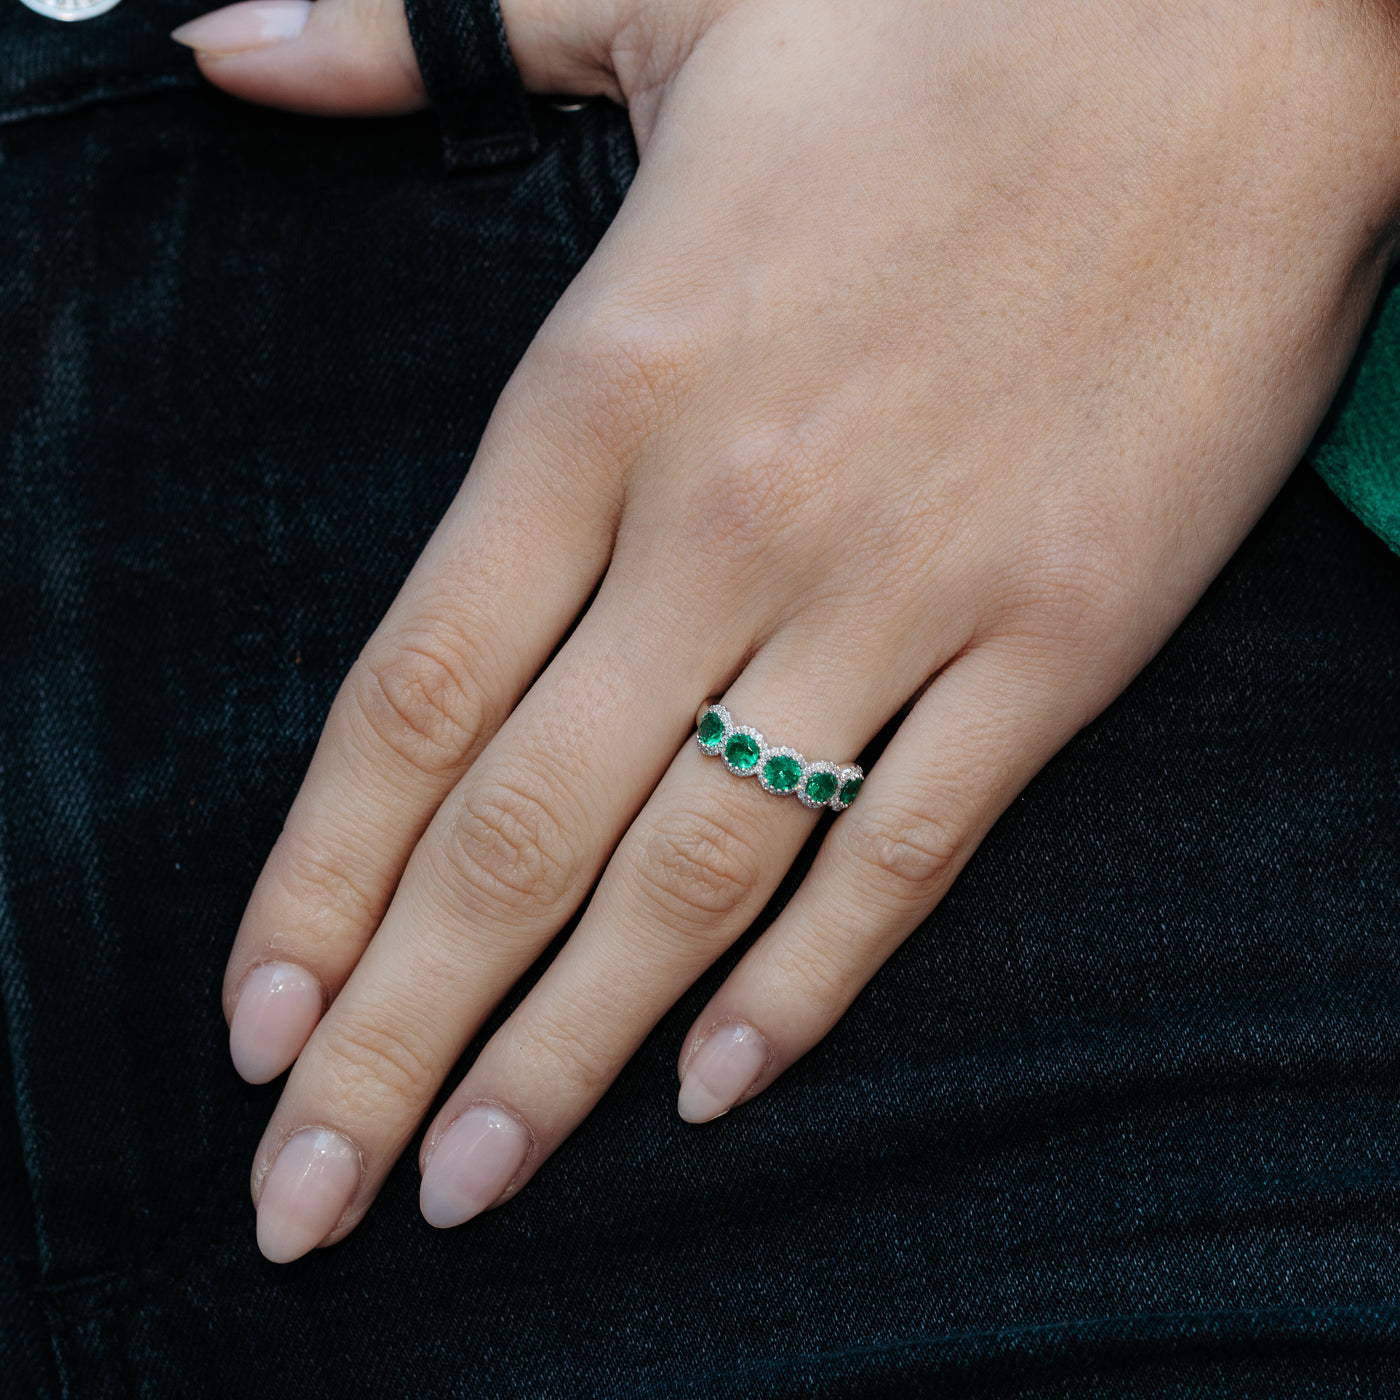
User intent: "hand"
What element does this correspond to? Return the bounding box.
[176,0,1400,1262]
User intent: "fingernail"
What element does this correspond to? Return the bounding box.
[171,0,312,55]
[229,961,323,1084]
[255,1127,360,1264]
[419,1105,531,1229]
[677,1022,769,1124]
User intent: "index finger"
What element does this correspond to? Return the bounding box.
[222,362,625,1082]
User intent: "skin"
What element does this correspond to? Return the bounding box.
[181,0,1400,1257]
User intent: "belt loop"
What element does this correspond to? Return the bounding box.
[403,0,540,171]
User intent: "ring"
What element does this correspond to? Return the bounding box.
[694,702,864,811]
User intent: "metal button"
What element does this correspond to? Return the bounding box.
[18,0,124,20]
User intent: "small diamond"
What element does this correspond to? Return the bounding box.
[723,729,763,774]
[760,747,803,794]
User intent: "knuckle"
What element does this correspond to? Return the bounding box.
[630,803,766,932]
[320,1015,439,1111]
[843,802,968,905]
[994,495,1139,650]
[431,777,578,920]
[672,430,831,571]
[767,939,860,1018]
[267,831,383,934]
[996,565,1142,699]
[1015,553,1135,647]
[507,1008,615,1097]
[548,311,704,455]
[352,633,490,778]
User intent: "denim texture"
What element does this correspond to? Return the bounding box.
[2,4,1400,1396]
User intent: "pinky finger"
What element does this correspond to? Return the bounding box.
[674,641,1084,1123]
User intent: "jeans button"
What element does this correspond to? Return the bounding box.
[18,0,124,19]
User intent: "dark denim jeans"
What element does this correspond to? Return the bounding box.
[2,2,1399,1396]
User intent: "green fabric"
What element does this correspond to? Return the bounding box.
[1311,272,1400,555]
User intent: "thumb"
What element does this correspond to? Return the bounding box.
[171,0,427,115]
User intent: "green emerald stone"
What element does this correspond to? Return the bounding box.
[763,754,802,792]
[838,776,863,805]
[724,733,761,772]
[804,770,838,804]
[697,711,725,747]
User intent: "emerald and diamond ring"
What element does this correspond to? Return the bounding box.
[694,702,863,812]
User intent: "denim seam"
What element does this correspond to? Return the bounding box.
[0,67,200,128]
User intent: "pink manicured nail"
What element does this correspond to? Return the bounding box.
[677,1022,769,1123]
[171,1,312,55]
[419,1106,531,1229]
[229,961,323,1084]
[255,1127,360,1264]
